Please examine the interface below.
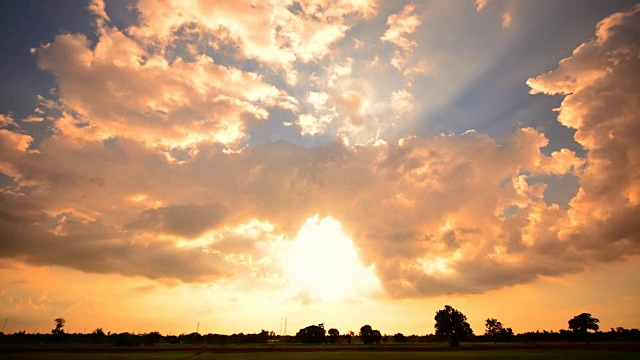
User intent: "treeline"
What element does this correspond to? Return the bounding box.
[291,307,640,347]
[513,328,640,343]
[2,306,640,347]
[0,329,276,346]
[1,327,639,346]
[293,326,640,345]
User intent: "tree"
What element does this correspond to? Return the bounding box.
[91,328,106,344]
[393,333,406,343]
[485,318,513,343]
[328,328,339,344]
[359,325,382,345]
[296,324,326,344]
[52,317,65,335]
[568,313,599,344]
[372,330,382,344]
[345,331,354,344]
[434,305,473,347]
[114,332,137,346]
[359,325,373,344]
[500,327,515,342]
[143,331,163,345]
[485,318,503,341]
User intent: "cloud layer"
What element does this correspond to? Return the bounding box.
[1,2,639,300]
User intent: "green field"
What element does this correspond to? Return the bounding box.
[4,349,639,360]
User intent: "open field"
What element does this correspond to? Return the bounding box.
[3,343,639,360]
[4,350,640,360]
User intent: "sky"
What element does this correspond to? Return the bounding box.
[0,0,639,336]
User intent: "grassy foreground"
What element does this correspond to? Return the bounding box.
[5,349,640,360]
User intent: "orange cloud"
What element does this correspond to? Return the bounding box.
[475,0,487,12]
[528,5,640,259]
[0,115,32,152]
[502,12,512,28]
[381,4,421,51]
[1,2,638,302]
[34,27,297,149]
[131,0,376,75]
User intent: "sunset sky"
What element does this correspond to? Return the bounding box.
[1,0,639,336]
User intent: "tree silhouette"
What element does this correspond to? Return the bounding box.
[52,317,65,335]
[345,330,354,344]
[485,318,513,343]
[569,313,599,344]
[359,325,373,344]
[434,305,473,347]
[328,328,339,343]
[295,324,326,343]
[143,331,163,345]
[91,328,106,344]
[500,327,514,342]
[372,329,382,344]
[393,333,406,342]
[485,318,503,338]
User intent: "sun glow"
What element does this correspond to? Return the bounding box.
[282,215,382,302]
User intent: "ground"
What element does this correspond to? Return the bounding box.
[2,343,639,360]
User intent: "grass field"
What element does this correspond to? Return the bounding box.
[4,348,639,360]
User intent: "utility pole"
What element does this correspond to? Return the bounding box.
[284,317,287,336]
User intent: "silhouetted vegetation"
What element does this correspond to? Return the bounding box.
[359,325,382,344]
[90,328,106,344]
[434,305,473,347]
[295,324,326,344]
[484,318,514,343]
[51,318,65,335]
[568,313,599,344]
[344,330,354,344]
[0,312,637,347]
[328,328,339,343]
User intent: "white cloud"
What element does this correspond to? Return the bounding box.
[131,0,376,73]
[297,113,333,136]
[390,89,415,117]
[307,91,330,110]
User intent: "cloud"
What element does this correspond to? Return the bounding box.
[1,2,639,300]
[0,192,226,282]
[294,91,338,136]
[0,115,32,153]
[337,91,367,127]
[33,27,297,150]
[296,113,334,136]
[125,203,227,238]
[537,149,584,176]
[475,0,487,12]
[131,0,376,73]
[87,0,110,22]
[528,4,640,253]
[390,89,416,117]
[502,12,512,28]
[0,120,574,295]
[381,4,421,51]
